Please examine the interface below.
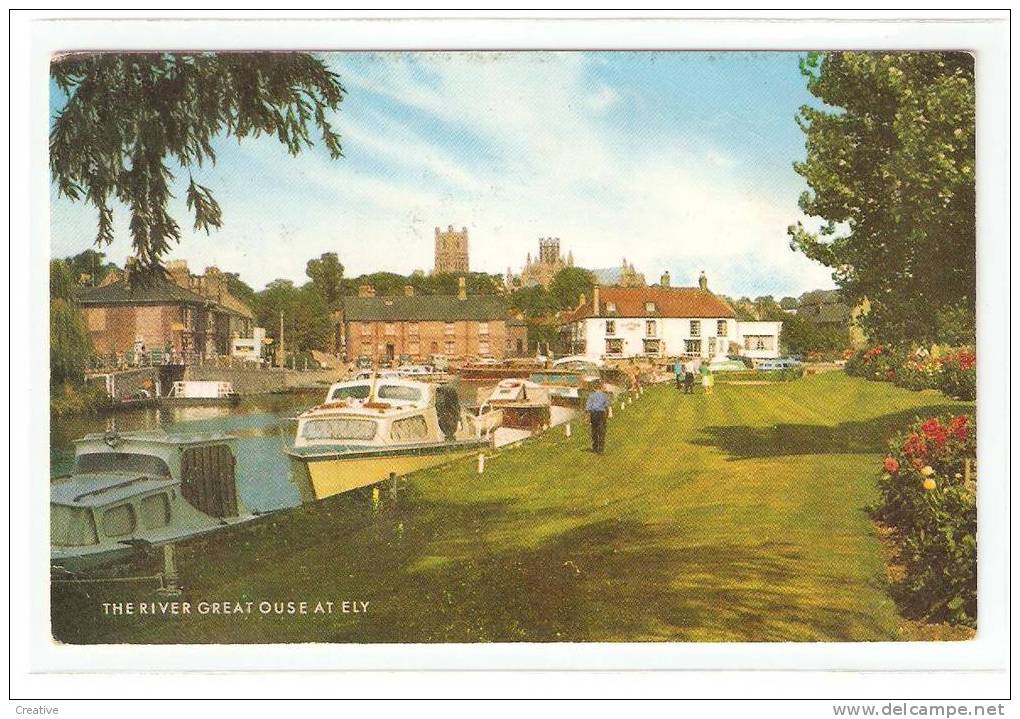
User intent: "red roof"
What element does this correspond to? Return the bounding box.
[560,286,735,322]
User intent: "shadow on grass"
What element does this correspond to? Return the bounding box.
[692,404,964,460]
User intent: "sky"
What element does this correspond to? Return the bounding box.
[49,51,836,298]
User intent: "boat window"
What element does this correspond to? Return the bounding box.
[139,493,172,530]
[330,384,371,401]
[391,416,430,442]
[75,452,171,478]
[101,504,136,538]
[301,418,378,441]
[377,385,422,402]
[50,504,99,547]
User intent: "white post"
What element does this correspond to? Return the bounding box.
[157,544,182,597]
[565,422,572,437]
[608,406,614,419]
[477,453,486,474]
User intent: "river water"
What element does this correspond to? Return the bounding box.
[50,391,323,513]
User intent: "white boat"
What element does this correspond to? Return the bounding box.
[288,377,498,502]
[163,380,240,406]
[50,430,252,572]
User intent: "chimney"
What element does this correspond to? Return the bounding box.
[660,270,671,288]
[358,284,376,298]
[403,285,414,297]
[699,271,708,291]
[457,276,467,301]
[123,256,138,288]
[577,292,586,309]
[592,285,601,316]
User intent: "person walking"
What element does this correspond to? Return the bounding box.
[585,381,610,455]
[700,361,714,395]
[673,358,685,391]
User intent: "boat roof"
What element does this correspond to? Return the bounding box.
[51,474,178,508]
[300,401,427,420]
[74,429,236,448]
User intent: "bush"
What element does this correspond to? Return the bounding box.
[875,413,977,626]
[937,349,976,400]
[846,345,976,401]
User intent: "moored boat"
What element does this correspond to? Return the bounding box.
[50,430,253,572]
[287,377,496,502]
[161,380,241,407]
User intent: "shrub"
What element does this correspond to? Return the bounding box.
[937,349,976,400]
[876,413,977,625]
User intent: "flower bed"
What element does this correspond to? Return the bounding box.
[845,346,976,400]
[875,413,977,626]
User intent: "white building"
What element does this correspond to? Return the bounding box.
[559,283,781,361]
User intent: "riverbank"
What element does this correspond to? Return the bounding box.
[52,372,974,644]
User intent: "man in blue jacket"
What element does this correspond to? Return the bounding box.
[585,381,611,454]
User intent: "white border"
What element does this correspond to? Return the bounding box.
[10,10,1011,690]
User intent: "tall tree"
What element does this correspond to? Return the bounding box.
[64,249,119,287]
[548,267,595,310]
[306,252,345,307]
[50,52,345,269]
[788,52,975,345]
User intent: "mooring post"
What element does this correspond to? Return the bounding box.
[372,486,380,512]
[477,453,486,474]
[390,471,398,500]
[565,422,572,438]
[608,406,614,419]
[156,544,182,597]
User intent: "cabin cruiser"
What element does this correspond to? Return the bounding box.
[288,377,498,502]
[51,430,252,572]
[482,379,553,432]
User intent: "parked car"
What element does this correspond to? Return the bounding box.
[755,357,803,371]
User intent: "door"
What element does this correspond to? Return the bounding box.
[385,343,395,361]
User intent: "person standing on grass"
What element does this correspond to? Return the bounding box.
[700,361,714,395]
[585,380,610,454]
[673,358,685,391]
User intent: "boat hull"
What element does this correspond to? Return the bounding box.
[288,441,487,502]
[160,395,241,407]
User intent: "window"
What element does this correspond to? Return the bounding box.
[301,418,378,441]
[101,504,136,538]
[690,320,701,337]
[605,320,616,336]
[684,339,702,355]
[744,336,775,351]
[139,494,171,530]
[444,322,456,336]
[384,323,397,336]
[445,340,456,354]
[361,322,372,336]
[407,322,419,336]
[606,302,617,314]
[478,340,490,355]
[378,385,423,402]
[643,338,662,355]
[717,320,728,337]
[75,453,171,478]
[329,384,371,402]
[391,416,430,442]
[645,302,657,313]
[645,320,657,337]
[50,505,98,547]
[408,341,420,355]
[478,322,489,335]
[605,338,624,355]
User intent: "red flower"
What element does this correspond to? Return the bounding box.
[883,456,900,473]
[911,457,926,470]
[903,432,928,459]
[949,415,970,440]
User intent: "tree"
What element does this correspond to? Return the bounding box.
[50,260,93,385]
[50,53,345,269]
[63,249,119,287]
[548,267,595,310]
[253,279,333,357]
[788,52,975,346]
[306,252,345,308]
[508,285,557,319]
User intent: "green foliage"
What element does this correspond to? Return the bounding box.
[508,285,558,319]
[63,249,119,287]
[49,260,94,385]
[789,52,975,346]
[875,413,976,625]
[548,267,595,310]
[50,381,111,417]
[781,315,848,355]
[846,345,975,402]
[50,52,345,269]
[342,271,502,298]
[253,279,333,355]
[222,271,256,307]
[305,252,345,308]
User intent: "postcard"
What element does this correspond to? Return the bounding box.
[20,16,1008,683]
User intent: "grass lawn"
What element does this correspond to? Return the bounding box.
[52,372,973,643]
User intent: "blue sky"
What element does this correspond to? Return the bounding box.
[50,51,835,297]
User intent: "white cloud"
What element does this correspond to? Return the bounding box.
[585,85,619,112]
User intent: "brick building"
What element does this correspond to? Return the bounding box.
[78,261,251,361]
[433,225,469,274]
[338,280,515,363]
